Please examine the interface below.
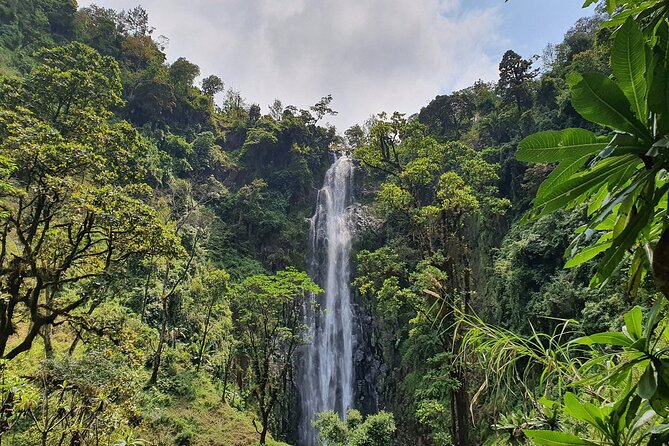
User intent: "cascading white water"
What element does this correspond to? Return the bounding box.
[298,154,356,446]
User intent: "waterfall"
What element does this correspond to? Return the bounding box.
[298,154,356,446]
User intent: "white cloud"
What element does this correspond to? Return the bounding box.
[78,0,505,130]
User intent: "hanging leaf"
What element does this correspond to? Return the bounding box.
[649,374,669,416]
[649,424,669,446]
[611,18,649,123]
[644,298,664,340]
[627,248,647,299]
[607,0,618,15]
[537,155,592,199]
[592,193,655,286]
[624,306,644,340]
[533,155,641,217]
[565,236,612,268]
[603,1,667,30]
[639,364,658,399]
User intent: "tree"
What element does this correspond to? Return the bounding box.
[189,268,230,372]
[223,89,247,121]
[268,99,283,121]
[201,74,224,97]
[169,57,200,93]
[73,6,124,58]
[118,6,153,37]
[345,124,366,149]
[0,0,76,53]
[230,268,321,444]
[249,103,261,123]
[418,90,476,140]
[19,42,123,134]
[498,49,538,111]
[148,177,212,385]
[310,94,338,122]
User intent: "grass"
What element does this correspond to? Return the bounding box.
[140,391,292,446]
[162,402,289,446]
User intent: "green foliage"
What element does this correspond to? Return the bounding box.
[314,410,396,446]
[517,14,669,291]
[0,0,75,65]
[353,101,513,446]
[0,2,355,445]
[356,114,509,232]
[0,41,178,361]
[516,302,669,446]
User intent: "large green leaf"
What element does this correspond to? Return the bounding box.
[603,1,667,29]
[565,236,612,268]
[649,20,669,134]
[650,374,669,416]
[612,18,649,122]
[574,332,634,347]
[607,0,619,15]
[533,155,641,217]
[569,72,651,140]
[625,306,644,341]
[563,393,603,428]
[644,298,664,340]
[649,424,669,446]
[517,129,607,163]
[586,180,640,233]
[639,364,658,399]
[604,133,648,157]
[524,430,597,446]
[592,183,668,286]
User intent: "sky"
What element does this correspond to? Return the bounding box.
[78,0,596,130]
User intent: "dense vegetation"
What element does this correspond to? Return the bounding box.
[0,0,667,445]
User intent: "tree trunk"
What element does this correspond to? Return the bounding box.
[197,296,215,372]
[454,366,469,445]
[259,411,269,444]
[68,330,82,356]
[222,348,233,403]
[42,324,53,359]
[42,289,54,359]
[149,297,168,385]
[140,263,154,322]
[453,266,472,446]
